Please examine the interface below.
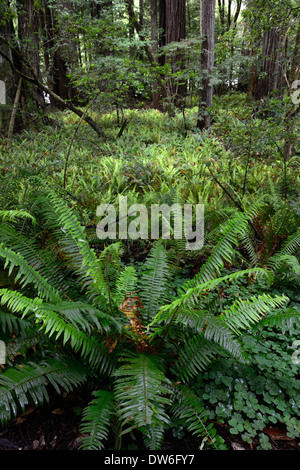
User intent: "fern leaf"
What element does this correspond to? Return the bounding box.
[0,245,61,302]
[0,309,29,334]
[115,266,138,304]
[149,268,270,334]
[138,242,172,324]
[268,229,300,271]
[252,307,300,329]
[179,203,263,296]
[0,357,88,424]
[0,289,116,373]
[0,210,36,224]
[171,385,218,447]
[220,294,289,335]
[171,335,220,381]
[42,191,109,299]
[0,223,71,299]
[79,390,115,450]
[113,353,171,440]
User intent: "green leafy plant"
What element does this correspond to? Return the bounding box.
[191,319,300,449]
[0,190,297,450]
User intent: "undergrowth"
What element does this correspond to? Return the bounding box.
[0,92,299,450]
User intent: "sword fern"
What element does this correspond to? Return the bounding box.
[0,191,297,450]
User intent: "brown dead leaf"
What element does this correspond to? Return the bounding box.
[23,406,36,416]
[16,417,26,424]
[263,427,292,441]
[51,408,64,415]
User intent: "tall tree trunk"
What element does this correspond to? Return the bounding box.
[42,0,78,107]
[197,0,216,130]
[158,0,186,106]
[282,19,300,170]
[289,18,300,86]
[16,0,45,109]
[218,0,225,34]
[150,0,160,109]
[254,28,285,100]
[158,0,166,66]
[127,0,136,59]
[125,0,173,115]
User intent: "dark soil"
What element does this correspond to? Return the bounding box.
[0,393,298,452]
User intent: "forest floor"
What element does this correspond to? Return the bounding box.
[0,392,298,452]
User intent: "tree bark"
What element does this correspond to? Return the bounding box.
[254,28,285,100]
[289,18,300,85]
[150,0,160,109]
[197,0,216,130]
[282,19,300,167]
[41,0,79,107]
[159,0,186,106]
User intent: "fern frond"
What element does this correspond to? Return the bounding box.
[180,204,262,289]
[171,334,220,381]
[0,210,36,224]
[240,231,258,266]
[138,242,172,324]
[0,309,29,334]
[5,329,48,365]
[171,385,218,447]
[113,353,171,439]
[149,268,271,335]
[39,300,122,335]
[79,390,115,450]
[267,230,300,271]
[0,288,43,315]
[201,313,245,359]
[0,244,61,302]
[252,307,300,329]
[142,423,165,450]
[115,266,138,304]
[0,357,88,424]
[0,289,116,373]
[44,191,110,299]
[220,293,289,335]
[0,223,72,299]
[150,306,244,361]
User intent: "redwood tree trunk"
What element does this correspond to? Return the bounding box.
[197,0,216,130]
[254,28,285,100]
[42,0,79,107]
[150,0,160,109]
[158,0,186,106]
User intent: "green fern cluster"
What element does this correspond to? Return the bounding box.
[0,190,297,450]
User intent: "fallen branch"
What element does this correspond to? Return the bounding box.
[0,35,107,140]
[207,165,263,241]
[7,77,22,148]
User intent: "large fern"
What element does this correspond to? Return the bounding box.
[0,189,298,451]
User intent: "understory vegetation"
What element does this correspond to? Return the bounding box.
[0,94,299,450]
[0,0,299,452]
